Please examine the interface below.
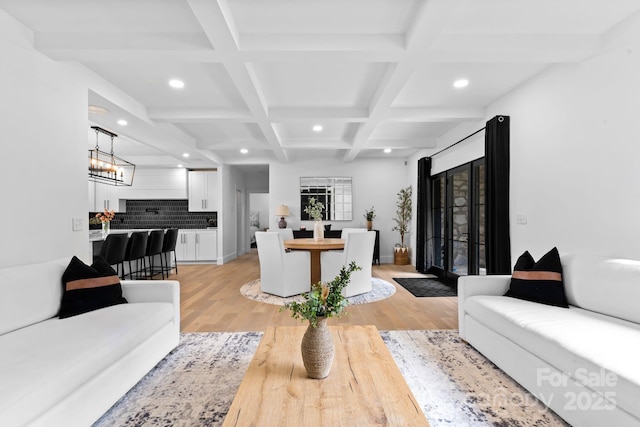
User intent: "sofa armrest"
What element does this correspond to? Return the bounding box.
[458,275,511,340]
[121,280,180,332]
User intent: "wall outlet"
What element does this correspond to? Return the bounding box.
[72,218,84,231]
[516,214,528,225]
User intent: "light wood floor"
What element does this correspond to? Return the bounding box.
[171,250,458,332]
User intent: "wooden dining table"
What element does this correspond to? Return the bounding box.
[283,238,344,285]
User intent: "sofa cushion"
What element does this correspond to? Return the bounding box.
[0,302,173,424]
[0,258,69,336]
[562,254,640,324]
[505,247,568,308]
[465,295,640,419]
[59,256,127,319]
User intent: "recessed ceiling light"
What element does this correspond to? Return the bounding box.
[312,124,323,132]
[182,153,190,158]
[177,164,184,168]
[88,105,109,115]
[117,119,127,126]
[384,148,392,154]
[453,79,469,89]
[169,79,185,89]
[240,148,249,154]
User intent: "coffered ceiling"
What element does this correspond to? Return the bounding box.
[2,0,639,168]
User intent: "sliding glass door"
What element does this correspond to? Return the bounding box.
[431,158,485,281]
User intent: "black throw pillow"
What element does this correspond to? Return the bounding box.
[59,256,127,319]
[504,247,569,308]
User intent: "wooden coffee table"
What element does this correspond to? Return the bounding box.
[222,325,429,426]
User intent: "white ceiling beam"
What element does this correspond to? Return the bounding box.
[343,0,462,162]
[280,140,352,149]
[196,150,225,165]
[387,107,485,122]
[186,0,238,52]
[148,108,253,122]
[239,33,403,52]
[196,141,269,150]
[38,48,223,62]
[364,138,438,149]
[187,0,288,163]
[602,8,640,51]
[269,107,369,122]
[35,32,212,50]
[35,30,600,65]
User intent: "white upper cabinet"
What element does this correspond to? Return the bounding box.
[188,170,218,212]
[88,181,124,212]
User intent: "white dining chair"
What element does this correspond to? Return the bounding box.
[276,228,294,241]
[340,228,367,239]
[320,231,376,297]
[255,231,310,297]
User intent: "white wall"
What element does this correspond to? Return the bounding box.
[0,11,89,267]
[269,158,411,263]
[487,40,640,261]
[219,165,248,263]
[412,29,640,263]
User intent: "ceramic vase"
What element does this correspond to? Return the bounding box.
[300,317,334,379]
[366,220,373,231]
[313,220,324,241]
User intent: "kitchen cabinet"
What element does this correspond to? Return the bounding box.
[88,181,123,212]
[188,171,218,212]
[177,230,217,262]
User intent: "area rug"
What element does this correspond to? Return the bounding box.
[94,331,568,427]
[393,277,457,297]
[240,277,396,306]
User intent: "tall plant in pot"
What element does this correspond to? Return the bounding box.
[392,186,412,265]
[304,197,325,241]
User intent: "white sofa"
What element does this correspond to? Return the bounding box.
[458,253,640,426]
[0,257,180,427]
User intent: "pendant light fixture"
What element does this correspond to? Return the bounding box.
[88,126,136,186]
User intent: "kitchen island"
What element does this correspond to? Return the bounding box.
[90,228,218,276]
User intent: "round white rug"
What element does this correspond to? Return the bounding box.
[240,278,396,306]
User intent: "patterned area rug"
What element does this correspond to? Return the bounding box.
[240,277,396,306]
[393,277,457,297]
[94,331,568,427]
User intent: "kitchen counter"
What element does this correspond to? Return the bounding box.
[90,228,218,265]
[89,229,161,242]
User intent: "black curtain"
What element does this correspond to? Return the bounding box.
[416,157,433,273]
[485,115,511,274]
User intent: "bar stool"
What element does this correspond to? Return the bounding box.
[99,233,128,279]
[145,230,165,279]
[161,228,179,278]
[124,231,148,279]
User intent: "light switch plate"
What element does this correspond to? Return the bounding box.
[516,214,528,225]
[72,218,83,231]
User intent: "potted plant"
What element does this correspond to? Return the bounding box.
[282,262,361,378]
[304,197,325,241]
[392,186,412,265]
[363,206,376,231]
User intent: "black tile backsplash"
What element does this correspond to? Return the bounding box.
[90,200,217,230]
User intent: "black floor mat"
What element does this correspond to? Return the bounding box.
[393,277,457,297]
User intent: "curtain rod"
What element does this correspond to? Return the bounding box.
[430,126,486,158]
